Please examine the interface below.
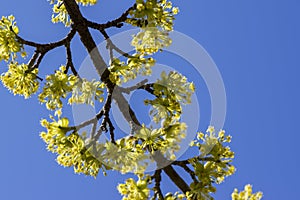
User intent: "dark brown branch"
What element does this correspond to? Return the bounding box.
[163,165,191,194]
[99,29,114,62]
[62,109,104,132]
[63,0,110,82]
[107,117,116,144]
[15,28,76,52]
[118,79,149,94]
[26,51,45,74]
[173,162,198,183]
[138,83,155,95]
[99,29,134,59]
[153,169,164,200]
[87,4,136,30]
[65,42,79,76]
[112,87,141,128]
[32,52,45,70]
[27,50,40,69]
[99,88,116,144]
[174,157,221,165]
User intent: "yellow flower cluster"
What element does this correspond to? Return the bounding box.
[0,63,39,98]
[131,27,172,55]
[231,184,263,200]
[51,1,71,27]
[40,116,102,177]
[128,0,180,55]
[136,123,186,160]
[164,192,186,200]
[50,0,97,26]
[68,78,105,106]
[128,0,179,31]
[109,55,155,85]
[39,65,77,110]
[76,0,97,6]
[187,127,236,198]
[0,15,25,61]
[102,137,149,174]
[145,71,195,127]
[117,176,151,200]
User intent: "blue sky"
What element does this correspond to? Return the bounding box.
[1,0,300,199]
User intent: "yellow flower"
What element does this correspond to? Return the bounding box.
[1,63,39,98]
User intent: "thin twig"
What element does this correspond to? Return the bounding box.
[152,170,164,200]
[173,162,198,183]
[99,29,134,59]
[32,52,45,70]
[15,28,76,51]
[27,50,40,69]
[87,4,136,30]
[65,42,80,77]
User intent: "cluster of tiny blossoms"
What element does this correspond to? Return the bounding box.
[117,176,151,200]
[135,123,186,160]
[186,127,236,199]
[0,63,39,98]
[40,116,102,177]
[49,0,97,26]
[108,55,155,85]
[68,78,105,106]
[38,66,77,110]
[231,184,263,200]
[128,0,179,55]
[145,71,195,127]
[0,15,25,62]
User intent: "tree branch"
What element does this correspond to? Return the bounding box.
[65,42,79,77]
[87,4,136,30]
[63,0,191,195]
[15,27,76,52]
[173,161,198,183]
[63,0,110,82]
[163,165,191,194]
[152,169,164,200]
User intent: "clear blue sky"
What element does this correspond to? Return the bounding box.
[1,0,299,199]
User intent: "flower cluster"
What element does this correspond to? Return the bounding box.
[101,137,149,174]
[131,27,172,55]
[76,0,97,6]
[40,116,102,177]
[49,0,97,26]
[135,123,186,160]
[231,184,263,200]
[68,78,105,106]
[109,55,155,85]
[38,65,77,110]
[128,0,179,55]
[127,0,179,31]
[117,176,151,200]
[0,15,25,62]
[164,192,186,200]
[51,1,71,26]
[0,63,39,98]
[145,71,195,127]
[187,127,236,199]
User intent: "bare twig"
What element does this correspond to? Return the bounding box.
[173,162,198,183]
[15,28,76,52]
[87,4,136,30]
[65,42,80,77]
[152,170,164,200]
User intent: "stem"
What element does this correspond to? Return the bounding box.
[63,0,110,82]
